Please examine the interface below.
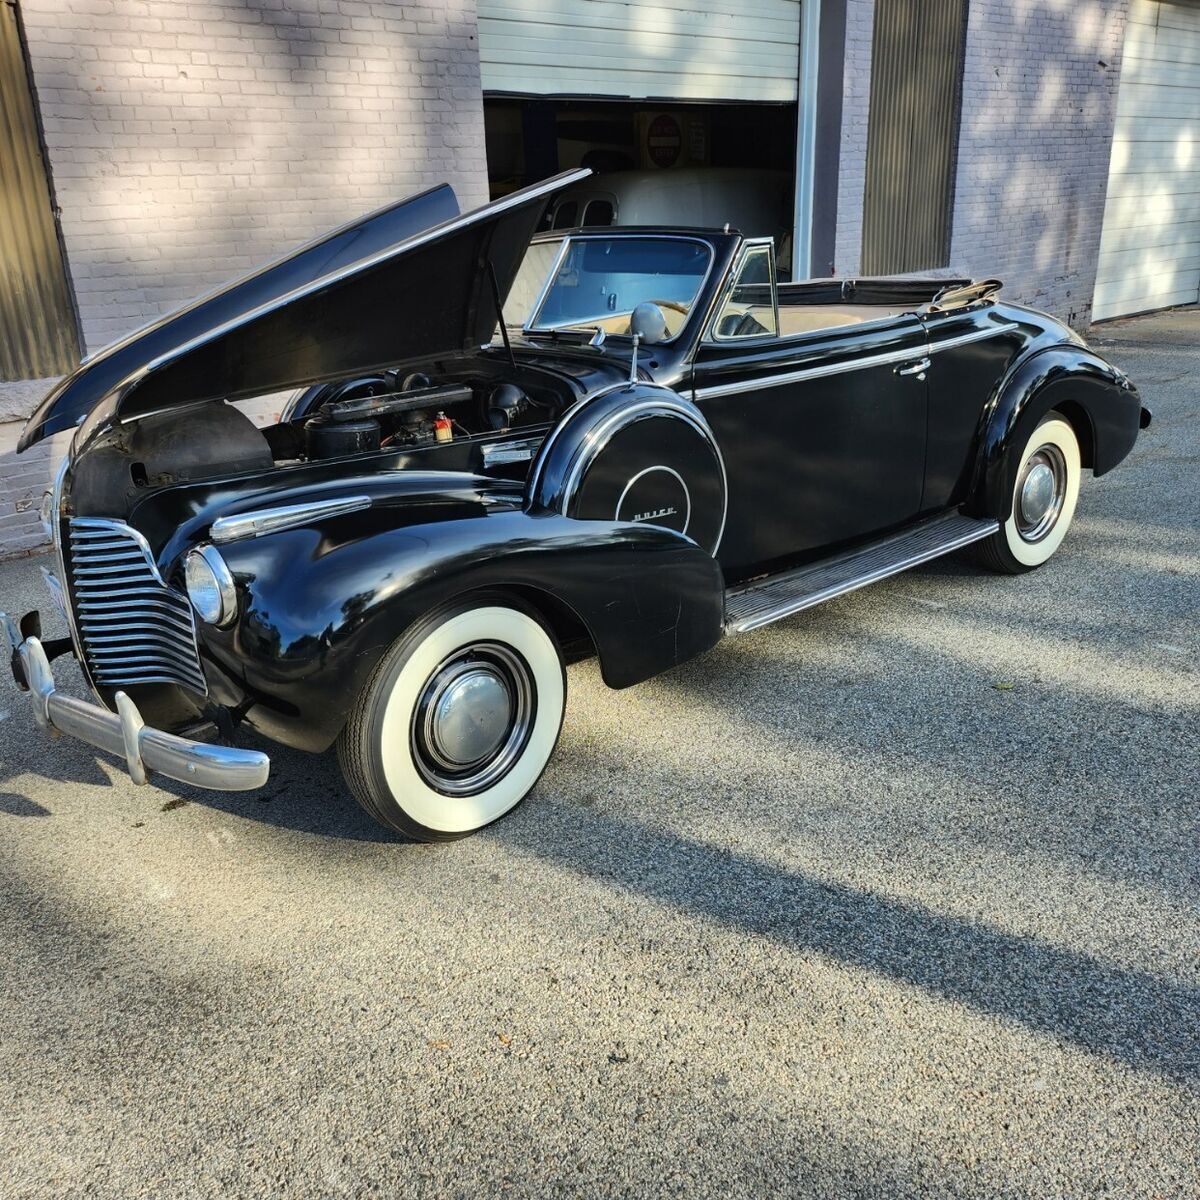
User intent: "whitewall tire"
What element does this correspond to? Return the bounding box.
[337,599,566,840]
[976,412,1082,574]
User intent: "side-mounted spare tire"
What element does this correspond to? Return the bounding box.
[526,383,727,554]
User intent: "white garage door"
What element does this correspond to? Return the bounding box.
[477,0,801,102]
[1094,0,1200,320]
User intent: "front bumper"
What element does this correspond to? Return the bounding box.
[1,612,270,792]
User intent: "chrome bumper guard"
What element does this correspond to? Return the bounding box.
[1,612,270,793]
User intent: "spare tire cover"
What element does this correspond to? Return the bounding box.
[532,385,726,554]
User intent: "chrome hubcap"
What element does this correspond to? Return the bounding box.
[1020,463,1055,525]
[412,644,535,795]
[1016,445,1066,543]
[428,668,511,767]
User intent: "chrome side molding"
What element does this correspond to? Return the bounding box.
[694,322,1020,401]
[210,494,372,544]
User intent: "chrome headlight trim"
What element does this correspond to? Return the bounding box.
[184,544,237,627]
[209,494,372,545]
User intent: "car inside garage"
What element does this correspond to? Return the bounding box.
[484,99,796,245]
[477,0,803,274]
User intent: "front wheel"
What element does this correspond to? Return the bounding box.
[337,599,566,840]
[975,412,1082,574]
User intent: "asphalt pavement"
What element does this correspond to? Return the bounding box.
[0,307,1196,1198]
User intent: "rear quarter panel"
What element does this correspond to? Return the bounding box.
[970,344,1142,520]
[920,301,1142,520]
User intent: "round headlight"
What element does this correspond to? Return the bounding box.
[184,545,236,627]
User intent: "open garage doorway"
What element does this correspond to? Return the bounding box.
[484,99,798,275]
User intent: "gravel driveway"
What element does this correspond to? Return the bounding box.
[0,308,1196,1198]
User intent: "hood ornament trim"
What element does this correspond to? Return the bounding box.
[210,495,373,544]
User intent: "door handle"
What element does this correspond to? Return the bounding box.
[895,357,931,379]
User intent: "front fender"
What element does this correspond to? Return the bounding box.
[969,345,1143,521]
[199,507,724,752]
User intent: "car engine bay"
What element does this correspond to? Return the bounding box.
[66,360,576,521]
[276,367,558,462]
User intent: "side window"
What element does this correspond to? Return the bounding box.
[583,199,614,226]
[711,245,778,340]
[552,200,579,230]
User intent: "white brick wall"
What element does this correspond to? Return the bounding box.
[1,0,488,557]
[832,0,876,276]
[0,425,72,559]
[832,0,1129,328]
[950,0,1130,326]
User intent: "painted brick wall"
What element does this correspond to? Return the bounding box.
[831,0,1129,326]
[0,426,72,558]
[0,0,488,557]
[949,0,1131,325]
[832,0,877,276]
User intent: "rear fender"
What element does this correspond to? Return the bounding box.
[968,345,1142,522]
[202,506,724,752]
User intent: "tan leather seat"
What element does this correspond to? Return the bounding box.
[776,304,908,335]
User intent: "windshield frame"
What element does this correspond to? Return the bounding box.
[520,232,718,344]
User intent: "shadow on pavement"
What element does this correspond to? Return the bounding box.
[488,800,1200,1085]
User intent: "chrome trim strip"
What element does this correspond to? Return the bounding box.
[924,322,1021,354]
[524,381,628,507]
[726,519,999,635]
[210,495,372,544]
[694,322,1020,400]
[560,394,729,555]
[87,643,206,663]
[83,629,197,645]
[80,604,197,624]
[694,345,924,399]
[0,620,269,792]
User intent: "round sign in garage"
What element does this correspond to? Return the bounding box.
[646,113,683,168]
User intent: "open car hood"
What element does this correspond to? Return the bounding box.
[20,168,590,450]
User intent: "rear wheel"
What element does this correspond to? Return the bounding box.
[975,412,1082,574]
[337,598,566,840]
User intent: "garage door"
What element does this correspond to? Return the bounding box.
[1094,0,1200,320]
[477,0,801,102]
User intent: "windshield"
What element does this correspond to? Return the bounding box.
[510,235,712,339]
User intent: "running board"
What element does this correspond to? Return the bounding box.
[724,512,999,635]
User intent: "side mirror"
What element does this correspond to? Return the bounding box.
[630,302,669,345]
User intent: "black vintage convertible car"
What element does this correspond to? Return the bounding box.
[2,168,1150,839]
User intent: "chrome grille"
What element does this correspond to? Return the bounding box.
[66,518,208,694]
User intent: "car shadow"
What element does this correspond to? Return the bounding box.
[486,796,1200,1085]
[190,736,401,843]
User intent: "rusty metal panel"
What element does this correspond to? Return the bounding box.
[0,1,79,380]
[862,0,967,275]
